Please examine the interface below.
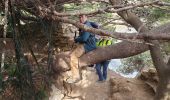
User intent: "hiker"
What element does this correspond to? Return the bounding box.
[95,37,113,82]
[68,15,98,83]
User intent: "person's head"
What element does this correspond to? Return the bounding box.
[79,15,87,23]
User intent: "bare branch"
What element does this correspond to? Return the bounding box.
[49,13,170,41]
[157,1,170,6]
[13,0,170,19]
[108,0,159,13]
[51,0,161,16]
[34,4,170,41]
[101,21,130,27]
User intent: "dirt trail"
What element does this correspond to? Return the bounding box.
[50,67,155,100]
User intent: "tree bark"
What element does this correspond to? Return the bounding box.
[154,70,170,100]
[79,42,148,66]
[109,0,170,100]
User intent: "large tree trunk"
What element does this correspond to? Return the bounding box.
[154,69,170,100]
[109,0,169,100]
[154,59,170,100]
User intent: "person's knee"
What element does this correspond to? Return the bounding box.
[96,67,100,71]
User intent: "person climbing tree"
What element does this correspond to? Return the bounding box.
[95,37,113,82]
[67,15,98,83]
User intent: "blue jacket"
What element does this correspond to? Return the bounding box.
[75,21,98,52]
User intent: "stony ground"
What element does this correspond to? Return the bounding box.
[49,67,156,100]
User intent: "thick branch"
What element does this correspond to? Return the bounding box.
[15,1,170,42]
[79,42,148,66]
[47,12,170,41]
[53,1,160,16]
[53,23,170,69]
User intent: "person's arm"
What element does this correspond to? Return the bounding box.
[75,32,90,43]
[90,22,99,29]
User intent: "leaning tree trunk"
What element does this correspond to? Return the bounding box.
[154,59,170,100]
[109,0,169,99]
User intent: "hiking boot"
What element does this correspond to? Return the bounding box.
[96,80,105,83]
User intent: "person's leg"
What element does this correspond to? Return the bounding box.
[95,63,104,81]
[69,44,85,82]
[102,60,110,80]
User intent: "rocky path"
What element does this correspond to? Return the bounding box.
[49,67,155,100]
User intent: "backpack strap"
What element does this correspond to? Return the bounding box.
[106,39,112,45]
[106,40,109,45]
[98,39,104,46]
